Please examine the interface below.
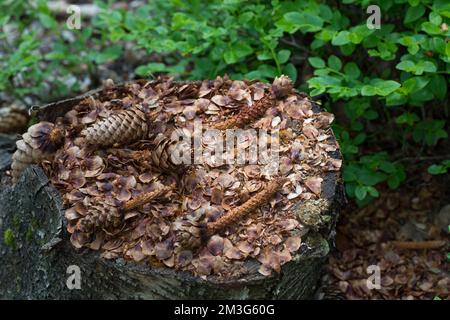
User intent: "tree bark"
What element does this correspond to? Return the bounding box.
[0,83,345,299]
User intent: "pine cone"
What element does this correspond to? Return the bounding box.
[80,105,148,147]
[151,129,192,172]
[77,203,122,233]
[11,122,64,183]
[213,75,293,130]
[0,102,28,133]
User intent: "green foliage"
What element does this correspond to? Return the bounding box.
[0,0,121,101]
[1,0,449,205]
[3,228,16,249]
[428,160,450,174]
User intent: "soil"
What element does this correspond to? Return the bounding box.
[320,172,449,300]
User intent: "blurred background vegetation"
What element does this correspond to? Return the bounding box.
[0,0,449,205]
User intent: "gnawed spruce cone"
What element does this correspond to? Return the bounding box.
[206,177,287,236]
[213,75,293,130]
[11,121,64,183]
[151,128,192,172]
[80,105,149,147]
[123,183,175,211]
[0,102,29,133]
[77,202,122,233]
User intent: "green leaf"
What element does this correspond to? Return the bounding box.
[404,5,425,23]
[422,61,437,73]
[366,186,379,197]
[429,12,443,25]
[355,186,367,200]
[396,112,420,126]
[396,60,436,75]
[332,31,350,46]
[327,55,342,71]
[396,60,416,73]
[430,75,447,100]
[353,132,366,145]
[374,80,401,96]
[399,36,420,55]
[430,37,446,54]
[308,57,326,68]
[408,0,420,6]
[246,64,278,80]
[277,50,291,64]
[364,109,379,120]
[428,164,447,175]
[283,12,324,33]
[421,22,442,35]
[380,162,396,174]
[387,174,401,189]
[315,29,336,41]
[135,62,167,76]
[308,75,342,88]
[386,92,407,106]
[361,85,377,96]
[402,77,430,94]
[257,51,272,61]
[224,43,253,64]
[283,63,297,82]
[89,46,122,64]
[344,62,361,79]
[348,25,373,44]
[38,13,58,29]
[224,50,237,64]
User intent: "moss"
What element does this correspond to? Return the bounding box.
[25,218,39,242]
[294,199,331,230]
[27,116,39,127]
[12,214,21,228]
[4,228,16,249]
[31,218,39,229]
[25,226,34,242]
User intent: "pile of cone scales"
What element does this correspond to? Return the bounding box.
[10,76,341,278]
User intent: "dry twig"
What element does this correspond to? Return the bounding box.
[390,240,447,250]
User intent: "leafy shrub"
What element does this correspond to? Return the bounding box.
[428,159,450,175]
[1,0,449,205]
[0,0,120,102]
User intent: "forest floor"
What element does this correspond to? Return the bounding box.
[321,171,449,300]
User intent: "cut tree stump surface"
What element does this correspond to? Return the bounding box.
[0,82,345,299]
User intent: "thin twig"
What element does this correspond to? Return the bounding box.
[390,240,446,250]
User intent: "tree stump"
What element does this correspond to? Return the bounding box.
[0,81,345,299]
